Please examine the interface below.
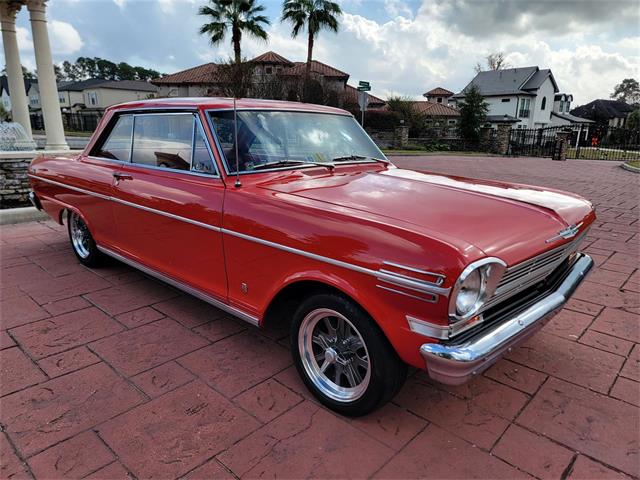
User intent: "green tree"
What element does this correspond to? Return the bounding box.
[62,60,80,81]
[458,84,488,143]
[281,0,342,82]
[198,0,270,66]
[627,108,640,130]
[386,95,427,136]
[611,78,640,106]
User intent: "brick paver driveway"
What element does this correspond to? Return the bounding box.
[1,156,638,479]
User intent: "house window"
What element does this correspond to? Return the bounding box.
[87,92,98,106]
[437,97,442,103]
[541,97,546,110]
[58,93,65,104]
[276,66,282,73]
[518,98,530,118]
[565,102,570,113]
[558,100,564,112]
[265,66,273,75]
[501,98,510,102]
[29,95,39,106]
[448,120,456,125]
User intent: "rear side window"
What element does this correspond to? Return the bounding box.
[94,115,133,161]
[131,114,193,171]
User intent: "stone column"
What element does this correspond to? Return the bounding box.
[496,124,512,155]
[26,0,68,150]
[0,1,33,139]
[394,125,409,149]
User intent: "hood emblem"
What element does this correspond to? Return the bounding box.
[546,222,583,243]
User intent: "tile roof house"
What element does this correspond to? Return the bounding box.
[453,66,590,129]
[152,51,365,106]
[423,87,454,106]
[412,101,460,126]
[570,99,635,128]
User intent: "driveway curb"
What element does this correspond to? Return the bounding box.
[0,206,49,225]
[621,162,640,173]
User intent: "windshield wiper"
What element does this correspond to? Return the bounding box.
[250,160,307,171]
[250,159,335,172]
[332,154,390,165]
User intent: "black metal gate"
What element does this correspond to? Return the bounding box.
[509,125,640,161]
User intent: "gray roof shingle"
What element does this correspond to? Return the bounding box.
[454,67,558,98]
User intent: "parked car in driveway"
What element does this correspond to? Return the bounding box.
[28,98,595,416]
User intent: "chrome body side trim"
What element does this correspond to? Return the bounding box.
[97,245,260,327]
[222,228,450,298]
[420,253,593,385]
[376,285,437,303]
[381,261,445,284]
[30,175,451,299]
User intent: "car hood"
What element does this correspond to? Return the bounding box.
[260,167,594,265]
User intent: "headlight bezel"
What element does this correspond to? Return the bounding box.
[449,257,507,323]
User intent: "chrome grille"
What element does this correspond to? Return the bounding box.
[484,230,587,310]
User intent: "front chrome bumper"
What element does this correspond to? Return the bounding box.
[420,253,593,385]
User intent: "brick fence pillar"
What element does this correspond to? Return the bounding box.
[553,130,572,161]
[496,124,512,155]
[393,125,409,148]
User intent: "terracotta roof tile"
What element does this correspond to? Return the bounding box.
[424,87,453,96]
[251,51,292,64]
[152,63,218,85]
[280,60,349,79]
[412,101,459,116]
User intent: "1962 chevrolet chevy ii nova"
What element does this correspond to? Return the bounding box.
[28,98,595,416]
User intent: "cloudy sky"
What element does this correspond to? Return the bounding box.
[4,0,639,105]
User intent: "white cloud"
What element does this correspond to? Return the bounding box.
[113,0,126,8]
[49,20,84,55]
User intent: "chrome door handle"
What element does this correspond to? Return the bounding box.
[113,172,133,185]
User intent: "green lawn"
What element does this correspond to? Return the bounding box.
[626,160,640,168]
[567,147,640,161]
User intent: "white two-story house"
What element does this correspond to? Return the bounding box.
[452,67,590,129]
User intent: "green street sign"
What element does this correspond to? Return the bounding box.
[357,85,371,92]
[358,81,370,88]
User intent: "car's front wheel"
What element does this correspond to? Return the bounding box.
[67,211,104,267]
[291,292,407,416]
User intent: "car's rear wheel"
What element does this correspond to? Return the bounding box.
[291,292,407,416]
[67,211,104,267]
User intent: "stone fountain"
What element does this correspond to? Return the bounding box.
[0,122,38,151]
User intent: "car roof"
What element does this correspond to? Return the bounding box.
[109,97,351,115]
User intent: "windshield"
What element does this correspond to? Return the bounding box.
[208,110,386,173]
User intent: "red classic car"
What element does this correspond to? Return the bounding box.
[28,98,595,416]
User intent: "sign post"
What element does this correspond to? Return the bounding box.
[357,81,371,127]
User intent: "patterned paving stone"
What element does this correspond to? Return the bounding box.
[610,376,640,407]
[394,378,510,450]
[179,331,291,397]
[492,424,573,479]
[20,270,111,304]
[0,363,145,457]
[37,346,100,378]
[373,423,521,479]
[0,347,47,396]
[517,378,639,476]
[90,318,208,377]
[542,309,593,340]
[218,401,395,479]
[182,459,234,480]
[1,263,53,288]
[192,317,247,343]
[84,279,178,316]
[579,330,634,356]
[85,461,133,479]
[619,344,639,382]
[131,361,195,398]
[98,381,260,479]
[41,296,91,317]
[114,306,164,329]
[0,432,31,479]
[27,431,114,479]
[235,379,303,423]
[590,307,640,343]
[506,332,624,393]
[484,359,547,395]
[567,456,633,480]
[153,295,226,329]
[0,329,16,350]
[10,307,123,359]
[0,295,50,329]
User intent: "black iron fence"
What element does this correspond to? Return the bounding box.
[30,112,103,133]
[509,125,640,161]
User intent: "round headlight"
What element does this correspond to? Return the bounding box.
[455,268,483,316]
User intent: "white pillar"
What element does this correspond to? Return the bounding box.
[0,1,33,139]
[26,0,68,149]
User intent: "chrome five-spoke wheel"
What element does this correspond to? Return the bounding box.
[299,308,371,402]
[67,210,103,267]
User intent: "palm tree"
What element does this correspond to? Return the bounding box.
[199,0,270,65]
[281,0,342,80]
